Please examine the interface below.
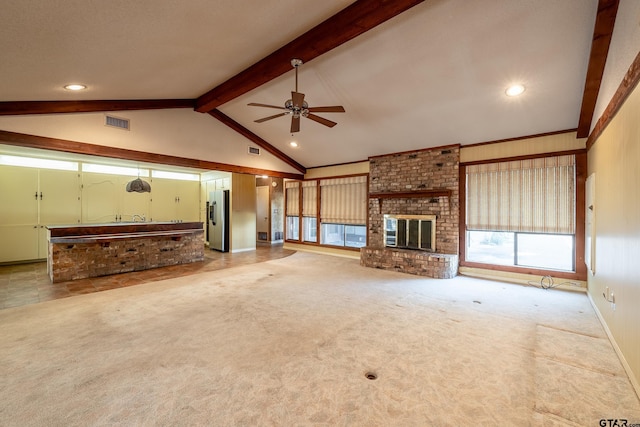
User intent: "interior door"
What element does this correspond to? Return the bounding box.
[150,178,176,222]
[0,166,39,262]
[256,185,270,241]
[39,169,81,258]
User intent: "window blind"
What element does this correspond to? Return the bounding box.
[466,155,575,234]
[302,181,317,217]
[285,181,300,217]
[320,175,367,224]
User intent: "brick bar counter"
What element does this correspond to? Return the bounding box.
[47,222,204,283]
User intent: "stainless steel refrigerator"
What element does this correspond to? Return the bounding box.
[208,190,230,252]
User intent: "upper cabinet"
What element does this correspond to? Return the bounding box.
[81,173,151,223]
[150,178,200,222]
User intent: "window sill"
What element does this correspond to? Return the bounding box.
[459,260,586,281]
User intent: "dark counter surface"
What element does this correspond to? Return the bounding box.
[47,222,204,238]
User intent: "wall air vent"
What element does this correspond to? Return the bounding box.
[248,146,260,156]
[105,115,130,131]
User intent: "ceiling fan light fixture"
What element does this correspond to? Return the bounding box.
[505,84,525,97]
[248,59,345,133]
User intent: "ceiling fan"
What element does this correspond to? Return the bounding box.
[248,59,345,133]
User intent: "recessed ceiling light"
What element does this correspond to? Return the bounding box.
[64,84,87,91]
[290,141,298,148]
[505,84,525,97]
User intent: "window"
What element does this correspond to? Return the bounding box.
[303,217,317,242]
[321,224,366,248]
[82,163,149,176]
[0,155,78,171]
[465,155,576,272]
[285,175,368,249]
[466,231,574,271]
[286,216,299,240]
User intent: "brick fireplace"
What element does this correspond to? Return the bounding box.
[360,145,460,278]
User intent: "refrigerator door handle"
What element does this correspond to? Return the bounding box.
[210,201,216,225]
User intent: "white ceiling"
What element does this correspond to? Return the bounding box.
[0,0,598,169]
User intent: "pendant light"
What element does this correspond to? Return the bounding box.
[126,167,151,193]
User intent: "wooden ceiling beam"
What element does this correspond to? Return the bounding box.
[195,0,425,112]
[0,99,195,115]
[576,0,619,138]
[208,109,306,174]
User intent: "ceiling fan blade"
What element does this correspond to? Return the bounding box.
[255,112,289,123]
[306,113,337,128]
[307,106,345,113]
[290,116,301,133]
[248,102,286,110]
[291,91,305,107]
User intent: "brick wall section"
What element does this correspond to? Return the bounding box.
[49,231,204,283]
[361,146,460,278]
[360,247,458,279]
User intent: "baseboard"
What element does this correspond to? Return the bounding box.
[283,242,360,260]
[587,291,640,400]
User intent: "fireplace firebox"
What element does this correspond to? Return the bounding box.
[384,214,436,251]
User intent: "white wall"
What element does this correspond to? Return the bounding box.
[0,109,300,174]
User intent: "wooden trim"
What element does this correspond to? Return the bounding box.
[577,0,620,138]
[208,109,306,174]
[369,190,451,199]
[460,149,587,167]
[369,189,451,211]
[0,99,195,115]
[575,152,588,278]
[298,182,303,243]
[0,129,303,179]
[463,129,578,149]
[587,50,640,150]
[195,0,425,112]
[459,164,467,267]
[368,143,460,160]
[316,180,321,242]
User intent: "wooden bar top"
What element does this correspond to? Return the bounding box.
[47,222,204,238]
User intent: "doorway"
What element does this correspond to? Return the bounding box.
[256,185,270,242]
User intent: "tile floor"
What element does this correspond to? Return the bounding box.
[0,243,295,310]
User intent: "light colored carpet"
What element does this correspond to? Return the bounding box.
[1,252,639,426]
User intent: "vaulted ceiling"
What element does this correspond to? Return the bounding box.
[0,0,616,172]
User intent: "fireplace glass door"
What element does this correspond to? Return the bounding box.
[384,215,436,251]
